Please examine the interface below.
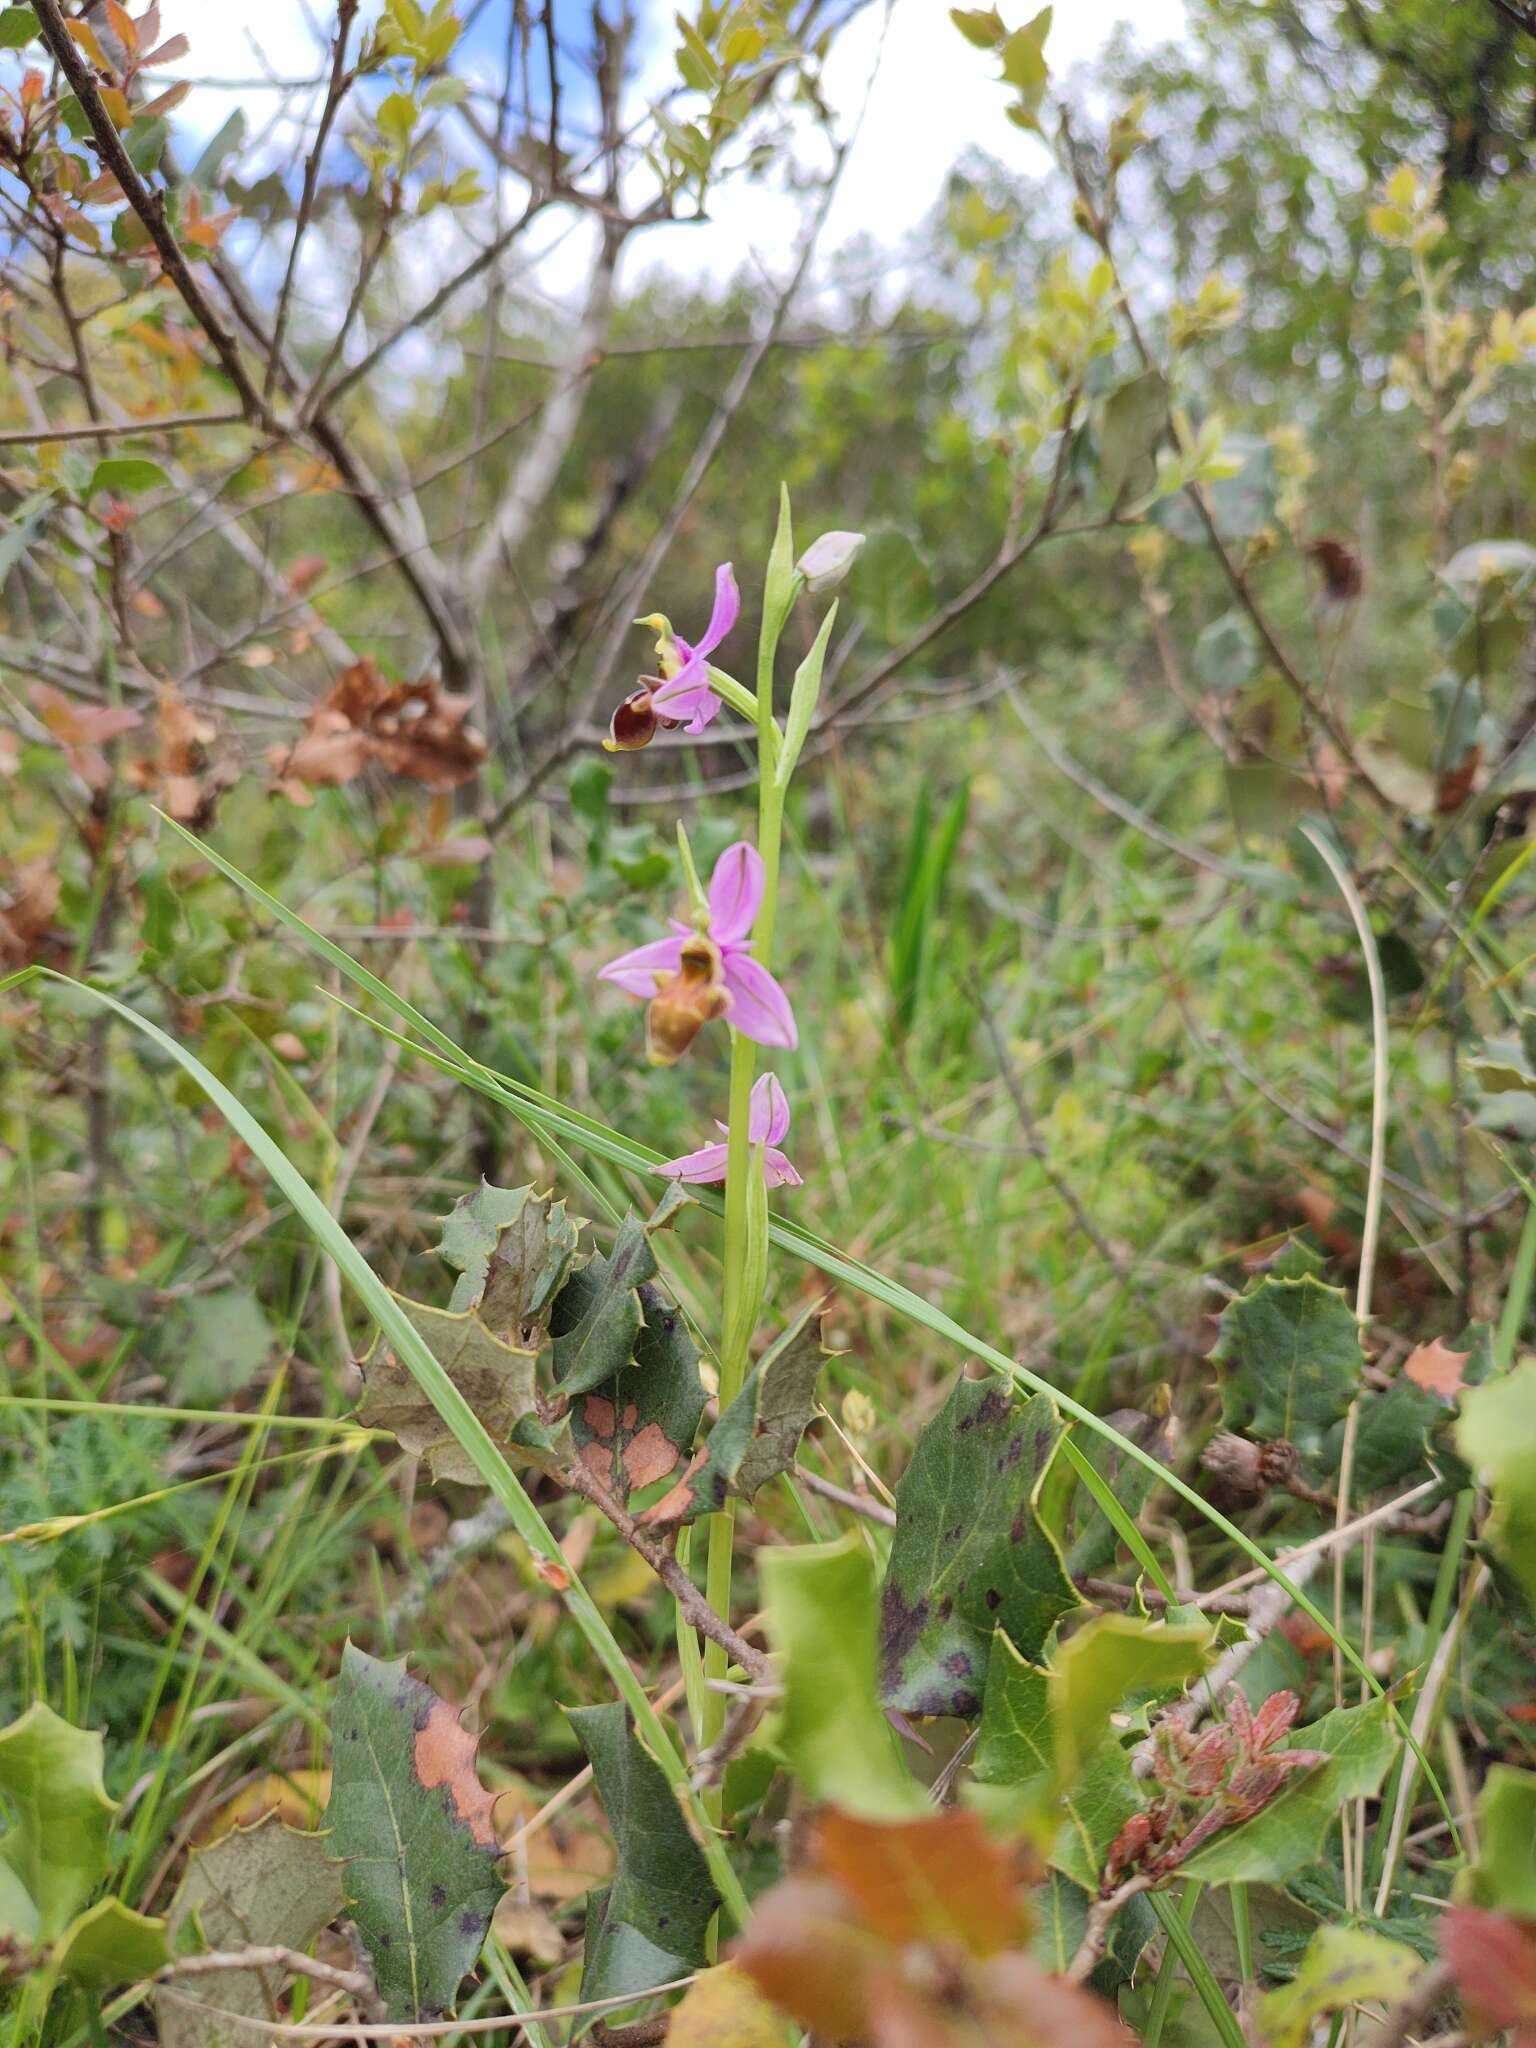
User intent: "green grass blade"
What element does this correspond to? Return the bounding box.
[35,967,749,1929]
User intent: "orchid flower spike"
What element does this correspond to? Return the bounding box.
[598,840,797,1064]
[657,1073,802,1188]
[606,563,739,750]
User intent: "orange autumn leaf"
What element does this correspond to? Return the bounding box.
[817,1807,1032,1958]
[0,863,64,971]
[31,681,143,790]
[1404,1338,1472,1400]
[125,682,239,826]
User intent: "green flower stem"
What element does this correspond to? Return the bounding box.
[699,555,793,1780]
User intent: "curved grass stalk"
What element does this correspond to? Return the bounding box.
[28,966,750,1931]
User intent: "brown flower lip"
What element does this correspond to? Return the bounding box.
[605,679,685,753]
[645,930,729,1065]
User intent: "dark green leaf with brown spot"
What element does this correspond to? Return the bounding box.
[568,1282,705,1503]
[322,1645,505,2022]
[877,1378,1079,1718]
[568,1702,720,2004]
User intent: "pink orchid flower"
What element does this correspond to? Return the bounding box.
[658,1073,802,1188]
[599,840,797,1062]
[606,564,739,749]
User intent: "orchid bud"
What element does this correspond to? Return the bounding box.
[795,529,865,594]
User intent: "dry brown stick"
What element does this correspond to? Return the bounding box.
[266,0,360,395]
[795,1466,897,1527]
[558,1460,769,1680]
[156,1947,371,2000]
[1065,1874,1154,1985]
[0,410,247,447]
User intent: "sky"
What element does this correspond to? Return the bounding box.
[158,1,1188,312]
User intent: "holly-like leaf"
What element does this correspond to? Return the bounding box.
[640,1302,829,1526]
[1457,1364,1536,1608]
[1049,1612,1214,1788]
[973,1633,1145,1893]
[1031,1870,1154,1982]
[1213,1273,1363,1452]
[1257,1924,1422,2048]
[48,1897,168,1990]
[436,1181,582,1328]
[551,1182,691,1401]
[760,1532,926,1821]
[1178,1695,1396,1884]
[154,1817,345,2048]
[1463,1765,1536,1918]
[666,1964,786,2048]
[322,1646,504,2021]
[878,1379,1079,1718]
[570,1281,705,1504]
[0,1701,116,1943]
[567,1701,720,2003]
[358,1296,540,1486]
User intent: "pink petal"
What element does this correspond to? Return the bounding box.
[762,1146,802,1189]
[707,842,764,945]
[694,562,740,657]
[655,1141,731,1184]
[722,952,797,1048]
[598,933,685,998]
[748,1071,791,1145]
[651,652,724,734]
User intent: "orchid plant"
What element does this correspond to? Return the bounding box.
[595,491,856,1773]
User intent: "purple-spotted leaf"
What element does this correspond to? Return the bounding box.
[322,1646,505,2022]
[878,1379,1079,1717]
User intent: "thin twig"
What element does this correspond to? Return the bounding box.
[156,1949,371,2000]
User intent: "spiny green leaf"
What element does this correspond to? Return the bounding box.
[0,1701,116,1944]
[878,1378,1079,1717]
[437,1181,583,1328]
[640,1301,830,1526]
[569,1281,705,1504]
[155,1817,345,2048]
[551,1182,692,1400]
[568,1702,720,2003]
[359,1296,540,1486]
[49,1898,168,1990]
[1050,1612,1215,1787]
[1213,1273,1363,1454]
[322,1645,504,2021]
[1179,1695,1397,1884]
[759,1532,926,1821]
[1256,1925,1421,2048]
